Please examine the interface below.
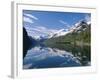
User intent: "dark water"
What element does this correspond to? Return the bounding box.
[23,45,90,69]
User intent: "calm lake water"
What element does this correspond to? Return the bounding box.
[23,45,90,69]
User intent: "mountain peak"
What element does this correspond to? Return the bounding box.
[28,20,91,40]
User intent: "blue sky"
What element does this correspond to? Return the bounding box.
[23,10,91,38]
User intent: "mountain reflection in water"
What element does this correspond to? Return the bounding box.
[23,45,90,69]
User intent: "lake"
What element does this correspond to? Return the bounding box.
[23,45,90,69]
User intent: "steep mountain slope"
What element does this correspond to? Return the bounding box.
[44,20,91,47]
[23,27,32,59]
[42,20,90,39]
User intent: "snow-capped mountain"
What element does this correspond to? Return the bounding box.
[51,29,68,38]
[30,20,91,40]
[69,20,90,33]
[51,20,90,38]
[36,29,69,39]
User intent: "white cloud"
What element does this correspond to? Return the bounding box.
[24,26,58,38]
[59,20,70,28]
[59,20,67,25]
[35,26,58,34]
[24,13,38,20]
[85,14,91,22]
[23,16,34,23]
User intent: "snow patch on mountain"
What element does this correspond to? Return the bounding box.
[52,29,69,37]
